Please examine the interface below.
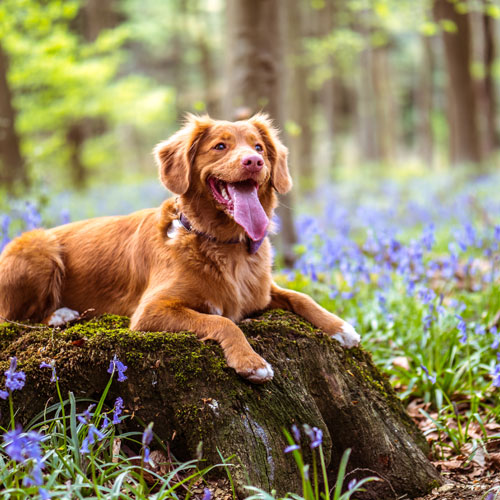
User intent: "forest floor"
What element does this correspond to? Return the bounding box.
[409,398,500,500]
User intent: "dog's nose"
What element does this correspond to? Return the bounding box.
[241,154,264,173]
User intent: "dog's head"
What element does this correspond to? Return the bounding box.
[154,114,292,243]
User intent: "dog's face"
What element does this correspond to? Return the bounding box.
[155,114,292,242]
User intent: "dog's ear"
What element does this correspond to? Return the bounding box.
[154,115,212,195]
[249,113,292,194]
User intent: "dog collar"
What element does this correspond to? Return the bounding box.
[177,213,266,254]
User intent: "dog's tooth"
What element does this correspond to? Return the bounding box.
[221,187,230,200]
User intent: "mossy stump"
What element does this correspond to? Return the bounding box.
[0,310,440,499]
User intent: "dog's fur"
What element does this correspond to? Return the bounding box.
[0,114,359,383]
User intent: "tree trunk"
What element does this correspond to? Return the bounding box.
[284,0,314,191]
[1,311,441,499]
[470,3,498,158]
[433,0,482,164]
[416,35,435,167]
[0,44,28,189]
[225,0,297,265]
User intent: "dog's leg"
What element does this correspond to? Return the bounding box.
[0,230,64,322]
[130,297,274,383]
[269,283,360,348]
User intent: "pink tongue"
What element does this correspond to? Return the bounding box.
[227,182,269,241]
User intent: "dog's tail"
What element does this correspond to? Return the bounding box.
[0,229,65,322]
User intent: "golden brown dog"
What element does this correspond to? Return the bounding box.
[0,114,360,383]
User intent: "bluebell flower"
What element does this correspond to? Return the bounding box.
[0,214,11,251]
[60,209,71,225]
[5,357,26,392]
[112,397,124,424]
[107,354,128,382]
[302,424,323,449]
[80,438,90,454]
[456,315,467,344]
[100,414,110,431]
[77,404,95,425]
[203,488,212,500]
[491,355,500,388]
[0,389,8,399]
[284,444,300,453]
[491,326,499,350]
[3,426,45,496]
[22,202,42,231]
[142,423,153,447]
[87,424,105,445]
[40,361,58,383]
[348,478,357,490]
[310,428,323,448]
[291,424,300,443]
[421,365,436,384]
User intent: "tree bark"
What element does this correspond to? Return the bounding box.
[416,35,435,167]
[1,311,441,499]
[0,44,28,189]
[433,0,482,164]
[225,0,297,265]
[284,0,314,190]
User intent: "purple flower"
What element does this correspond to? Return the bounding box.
[80,438,90,454]
[203,488,212,500]
[87,424,105,445]
[291,424,300,442]
[421,365,436,384]
[491,356,500,388]
[302,424,323,449]
[112,397,124,424]
[5,357,26,392]
[0,389,8,399]
[100,414,110,431]
[22,202,42,231]
[107,355,128,382]
[348,478,358,490]
[310,428,323,448]
[456,315,467,344]
[77,404,95,425]
[40,361,58,383]
[491,326,499,350]
[284,444,300,453]
[4,426,47,498]
[142,423,153,447]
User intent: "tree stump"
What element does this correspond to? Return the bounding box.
[0,310,441,499]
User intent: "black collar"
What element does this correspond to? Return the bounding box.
[178,213,266,254]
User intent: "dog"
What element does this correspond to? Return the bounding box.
[0,114,360,383]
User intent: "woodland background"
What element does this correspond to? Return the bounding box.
[2,2,500,498]
[2,0,500,238]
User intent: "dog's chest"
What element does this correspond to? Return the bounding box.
[199,248,271,321]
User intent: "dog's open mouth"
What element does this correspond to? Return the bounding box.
[208,177,269,242]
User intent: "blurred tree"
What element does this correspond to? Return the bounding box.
[284,0,314,190]
[0,0,174,191]
[416,34,435,167]
[433,0,481,164]
[0,44,27,189]
[225,0,297,265]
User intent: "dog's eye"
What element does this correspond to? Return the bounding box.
[214,143,226,151]
[255,144,263,152]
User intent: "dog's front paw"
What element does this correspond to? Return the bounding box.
[331,322,361,348]
[228,351,274,384]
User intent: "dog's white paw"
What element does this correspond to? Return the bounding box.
[331,322,361,348]
[48,307,80,327]
[246,361,274,384]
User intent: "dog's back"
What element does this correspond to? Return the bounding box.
[0,207,159,322]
